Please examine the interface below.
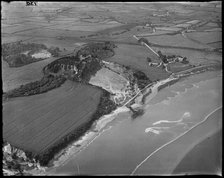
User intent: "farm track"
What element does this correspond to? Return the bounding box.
[173,63,221,76]
[207,40,222,44]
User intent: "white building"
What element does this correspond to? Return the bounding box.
[3,144,11,154]
[73,65,78,74]
[175,56,184,62]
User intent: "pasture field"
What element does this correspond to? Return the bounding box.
[205,22,219,27]
[155,27,182,32]
[1,24,44,34]
[3,80,102,154]
[89,67,128,93]
[2,55,61,92]
[136,30,171,37]
[186,31,222,44]
[207,41,222,49]
[40,20,123,32]
[168,63,193,73]
[145,34,210,49]
[1,35,34,43]
[104,44,169,81]
[25,37,81,51]
[204,28,222,32]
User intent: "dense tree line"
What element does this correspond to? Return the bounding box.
[2,41,47,58]
[133,70,151,90]
[4,75,66,99]
[5,41,115,100]
[44,55,80,74]
[2,41,61,67]
[47,47,61,57]
[138,38,151,46]
[44,42,116,83]
[158,78,179,92]
[158,51,168,63]
[77,41,116,59]
[80,58,102,82]
[4,54,42,67]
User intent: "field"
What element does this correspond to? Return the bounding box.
[151,47,222,65]
[2,2,222,174]
[25,37,82,51]
[89,67,128,93]
[2,58,51,92]
[3,80,102,154]
[168,62,193,73]
[104,44,170,81]
[186,31,222,45]
[1,52,75,92]
[145,34,210,49]
[207,41,222,49]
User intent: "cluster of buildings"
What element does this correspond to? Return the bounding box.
[152,11,169,17]
[148,55,187,70]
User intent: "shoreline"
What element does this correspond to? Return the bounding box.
[50,69,221,176]
[24,106,131,175]
[32,67,221,175]
[5,65,221,175]
[51,106,130,168]
[32,75,181,175]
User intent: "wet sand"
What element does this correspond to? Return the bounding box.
[172,129,222,175]
[132,106,222,175]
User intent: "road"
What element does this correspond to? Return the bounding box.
[173,63,220,76]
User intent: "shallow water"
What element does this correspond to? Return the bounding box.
[49,71,222,175]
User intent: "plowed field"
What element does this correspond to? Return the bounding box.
[3,80,102,154]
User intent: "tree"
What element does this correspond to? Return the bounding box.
[158,50,162,57]
[161,55,168,63]
[181,57,189,64]
[138,38,149,45]
[147,57,152,63]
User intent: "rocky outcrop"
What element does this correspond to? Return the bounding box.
[2,142,44,176]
